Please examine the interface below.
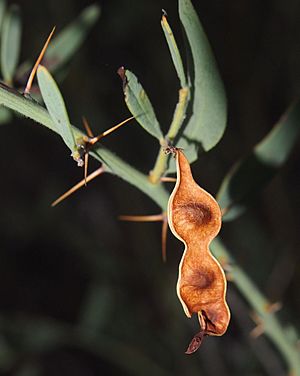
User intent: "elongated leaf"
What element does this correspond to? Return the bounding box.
[0,106,11,124]
[0,82,169,210]
[217,101,300,221]
[176,0,227,161]
[0,0,6,32]
[37,65,75,151]
[1,5,21,83]
[44,4,100,72]
[161,14,187,88]
[119,68,163,141]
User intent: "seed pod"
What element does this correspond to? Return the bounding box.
[167,148,230,353]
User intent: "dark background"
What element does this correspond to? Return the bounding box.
[0,0,299,375]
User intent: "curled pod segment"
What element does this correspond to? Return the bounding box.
[167,149,230,353]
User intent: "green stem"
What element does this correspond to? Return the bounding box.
[211,238,300,376]
[149,87,189,183]
[166,87,189,141]
[149,146,168,184]
[0,83,57,131]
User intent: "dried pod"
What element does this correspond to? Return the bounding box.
[167,148,230,352]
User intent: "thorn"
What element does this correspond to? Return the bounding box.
[160,176,176,183]
[89,115,135,145]
[51,166,105,207]
[118,214,164,222]
[84,152,89,186]
[250,323,265,338]
[82,116,94,138]
[24,26,56,95]
[161,213,168,262]
[265,301,282,314]
[250,312,265,338]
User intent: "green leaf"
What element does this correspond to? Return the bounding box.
[161,14,187,88]
[44,4,100,72]
[119,68,163,141]
[217,101,300,221]
[1,5,21,83]
[0,0,6,32]
[176,0,227,159]
[0,82,169,210]
[37,65,76,151]
[0,106,11,124]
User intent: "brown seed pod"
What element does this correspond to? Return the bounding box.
[167,148,230,353]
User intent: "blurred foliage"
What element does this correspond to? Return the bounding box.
[0,0,300,375]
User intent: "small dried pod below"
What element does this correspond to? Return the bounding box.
[167,147,230,353]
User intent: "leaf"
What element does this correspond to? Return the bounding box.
[0,0,6,32]
[161,14,187,88]
[118,68,163,141]
[217,101,300,221]
[1,5,21,83]
[44,4,100,72]
[0,106,11,124]
[176,0,227,160]
[37,65,75,151]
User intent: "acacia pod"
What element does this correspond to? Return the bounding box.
[167,149,230,353]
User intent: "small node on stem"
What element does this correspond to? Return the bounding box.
[164,145,182,157]
[75,115,135,183]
